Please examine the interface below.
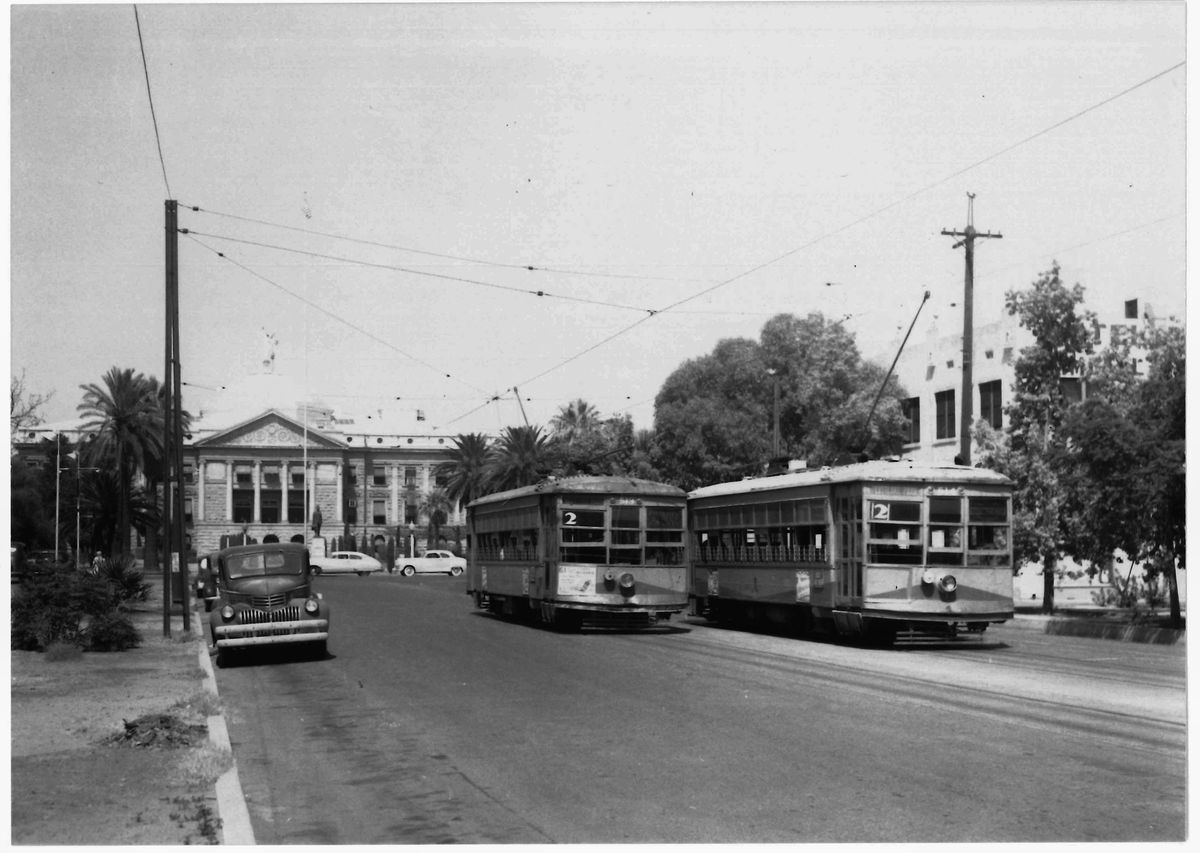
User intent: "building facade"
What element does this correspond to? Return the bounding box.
[885,296,1178,466]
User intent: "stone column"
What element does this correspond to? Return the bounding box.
[197,459,206,521]
[253,460,262,523]
[391,462,400,525]
[335,462,343,523]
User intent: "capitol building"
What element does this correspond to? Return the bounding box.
[15,336,466,560]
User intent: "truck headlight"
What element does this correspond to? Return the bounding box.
[304,597,320,615]
[221,605,235,621]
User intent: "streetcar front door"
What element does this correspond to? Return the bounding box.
[833,487,863,604]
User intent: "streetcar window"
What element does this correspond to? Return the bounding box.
[562,509,605,528]
[561,504,605,563]
[647,506,683,530]
[969,497,1008,523]
[928,496,964,567]
[867,500,924,565]
[967,497,1010,566]
[612,505,640,528]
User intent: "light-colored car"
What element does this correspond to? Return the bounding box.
[392,549,466,577]
[310,551,383,577]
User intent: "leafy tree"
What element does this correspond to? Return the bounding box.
[1049,323,1185,625]
[484,425,553,493]
[1121,326,1184,625]
[653,337,771,490]
[77,368,164,560]
[977,263,1097,613]
[436,432,492,510]
[10,455,51,547]
[653,313,910,489]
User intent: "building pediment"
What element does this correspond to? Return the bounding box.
[193,410,345,450]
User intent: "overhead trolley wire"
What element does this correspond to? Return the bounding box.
[133,5,171,197]
[179,228,658,315]
[179,204,717,284]
[445,59,1187,427]
[181,232,492,398]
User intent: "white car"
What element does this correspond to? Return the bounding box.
[310,551,382,577]
[392,549,466,577]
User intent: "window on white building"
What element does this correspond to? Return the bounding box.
[935,390,956,440]
[979,380,1003,430]
[901,397,920,444]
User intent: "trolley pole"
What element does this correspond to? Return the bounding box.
[941,193,1001,466]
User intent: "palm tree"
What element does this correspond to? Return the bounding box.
[78,468,159,558]
[418,487,453,549]
[550,398,600,443]
[436,433,492,510]
[485,425,553,493]
[77,368,164,559]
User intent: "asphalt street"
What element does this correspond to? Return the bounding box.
[214,573,1186,843]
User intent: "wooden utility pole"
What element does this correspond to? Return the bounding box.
[941,194,1001,466]
[163,200,190,635]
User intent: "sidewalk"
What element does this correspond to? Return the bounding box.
[1010,608,1185,644]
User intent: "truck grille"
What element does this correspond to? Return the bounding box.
[248,592,290,609]
[237,605,302,625]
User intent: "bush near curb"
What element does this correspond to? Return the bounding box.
[10,558,148,652]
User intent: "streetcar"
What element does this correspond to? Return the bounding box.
[687,459,1014,642]
[466,476,689,630]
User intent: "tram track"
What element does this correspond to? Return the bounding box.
[625,628,1186,761]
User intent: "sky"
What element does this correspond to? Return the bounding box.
[7,1,1188,438]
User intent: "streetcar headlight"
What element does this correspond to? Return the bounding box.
[304,597,320,615]
[921,571,936,587]
[618,572,636,595]
[220,605,235,621]
[939,574,958,593]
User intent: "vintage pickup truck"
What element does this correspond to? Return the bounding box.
[206,542,329,666]
[391,549,466,577]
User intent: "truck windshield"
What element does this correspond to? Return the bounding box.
[225,550,303,579]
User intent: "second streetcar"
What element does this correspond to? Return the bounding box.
[466,475,689,630]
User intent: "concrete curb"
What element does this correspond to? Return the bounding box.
[198,640,256,845]
[1044,619,1185,645]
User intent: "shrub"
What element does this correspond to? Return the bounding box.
[10,563,140,652]
[98,555,151,610]
[85,610,141,651]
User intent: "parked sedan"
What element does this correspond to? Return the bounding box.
[392,549,466,577]
[310,551,383,577]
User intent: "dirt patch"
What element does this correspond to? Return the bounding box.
[9,580,226,844]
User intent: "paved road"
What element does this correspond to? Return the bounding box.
[215,573,1186,843]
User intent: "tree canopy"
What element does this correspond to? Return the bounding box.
[652,313,910,490]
